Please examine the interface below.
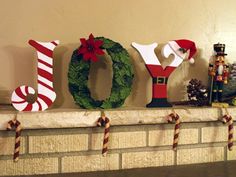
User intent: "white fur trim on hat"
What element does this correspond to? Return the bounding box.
[168,41,186,59]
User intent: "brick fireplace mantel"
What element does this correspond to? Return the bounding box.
[0,106,236,176]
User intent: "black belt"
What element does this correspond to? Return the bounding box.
[153,77,168,84]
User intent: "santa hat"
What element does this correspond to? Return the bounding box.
[168,39,197,64]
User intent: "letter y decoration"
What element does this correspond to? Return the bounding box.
[11,40,59,112]
[132,39,197,107]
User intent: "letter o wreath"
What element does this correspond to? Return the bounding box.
[68,37,134,109]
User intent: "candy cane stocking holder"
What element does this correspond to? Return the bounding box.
[11,39,59,111]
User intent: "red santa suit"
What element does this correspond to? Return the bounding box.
[132,40,197,107]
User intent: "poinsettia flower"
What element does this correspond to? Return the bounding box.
[78,34,105,62]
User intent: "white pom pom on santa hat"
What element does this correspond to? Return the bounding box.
[168,39,197,64]
[189,58,195,64]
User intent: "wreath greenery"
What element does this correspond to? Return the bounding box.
[68,36,134,109]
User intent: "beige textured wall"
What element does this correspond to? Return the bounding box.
[0,0,236,107]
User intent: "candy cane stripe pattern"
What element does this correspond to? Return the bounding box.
[6,119,22,162]
[97,114,110,156]
[11,39,59,112]
[167,113,181,151]
[221,114,234,151]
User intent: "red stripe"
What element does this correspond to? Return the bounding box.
[12,100,27,104]
[15,141,21,148]
[102,147,108,154]
[173,143,178,148]
[174,134,179,139]
[15,131,21,137]
[105,118,110,123]
[104,128,110,134]
[36,100,42,111]
[229,125,233,130]
[175,124,180,129]
[146,65,176,77]
[25,86,29,96]
[38,80,54,92]
[51,41,58,46]
[38,59,52,68]
[15,87,26,100]
[38,94,53,107]
[228,142,233,148]
[23,103,33,111]
[103,138,109,144]
[13,151,19,159]
[28,40,53,58]
[38,68,53,81]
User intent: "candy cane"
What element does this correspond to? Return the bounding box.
[97,112,110,156]
[11,39,59,111]
[6,118,22,162]
[221,114,234,151]
[167,112,181,151]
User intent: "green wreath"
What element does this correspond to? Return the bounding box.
[68,34,134,109]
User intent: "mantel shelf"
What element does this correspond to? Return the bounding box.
[0,106,235,130]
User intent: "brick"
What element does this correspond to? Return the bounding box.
[61,154,119,173]
[122,150,174,169]
[0,157,58,176]
[0,136,26,155]
[177,147,224,165]
[149,128,198,146]
[29,134,88,153]
[227,147,236,160]
[91,131,146,150]
[201,126,236,143]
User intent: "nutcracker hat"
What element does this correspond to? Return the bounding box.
[168,39,197,64]
[214,43,227,56]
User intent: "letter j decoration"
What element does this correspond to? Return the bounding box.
[11,39,59,112]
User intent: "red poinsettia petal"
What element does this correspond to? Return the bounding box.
[94,40,103,48]
[95,48,105,55]
[89,33,94,40]
[78,46,88,54]
[88,34,95,45]
[80,38,87,47]
[90,54,98,62]
[83,52,93,60]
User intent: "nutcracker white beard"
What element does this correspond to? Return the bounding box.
[218,64,223,75]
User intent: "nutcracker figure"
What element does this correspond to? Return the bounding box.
[209,43,229,107]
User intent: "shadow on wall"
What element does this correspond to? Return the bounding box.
[0,90,12,104]
[168,48,208,102]
[88,54,112,101]
[52,43,77,109]
[52,45,68,108]
[125,47,150,107]
[1,46,36,104]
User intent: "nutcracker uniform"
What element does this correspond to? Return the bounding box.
[209,43,229,103]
